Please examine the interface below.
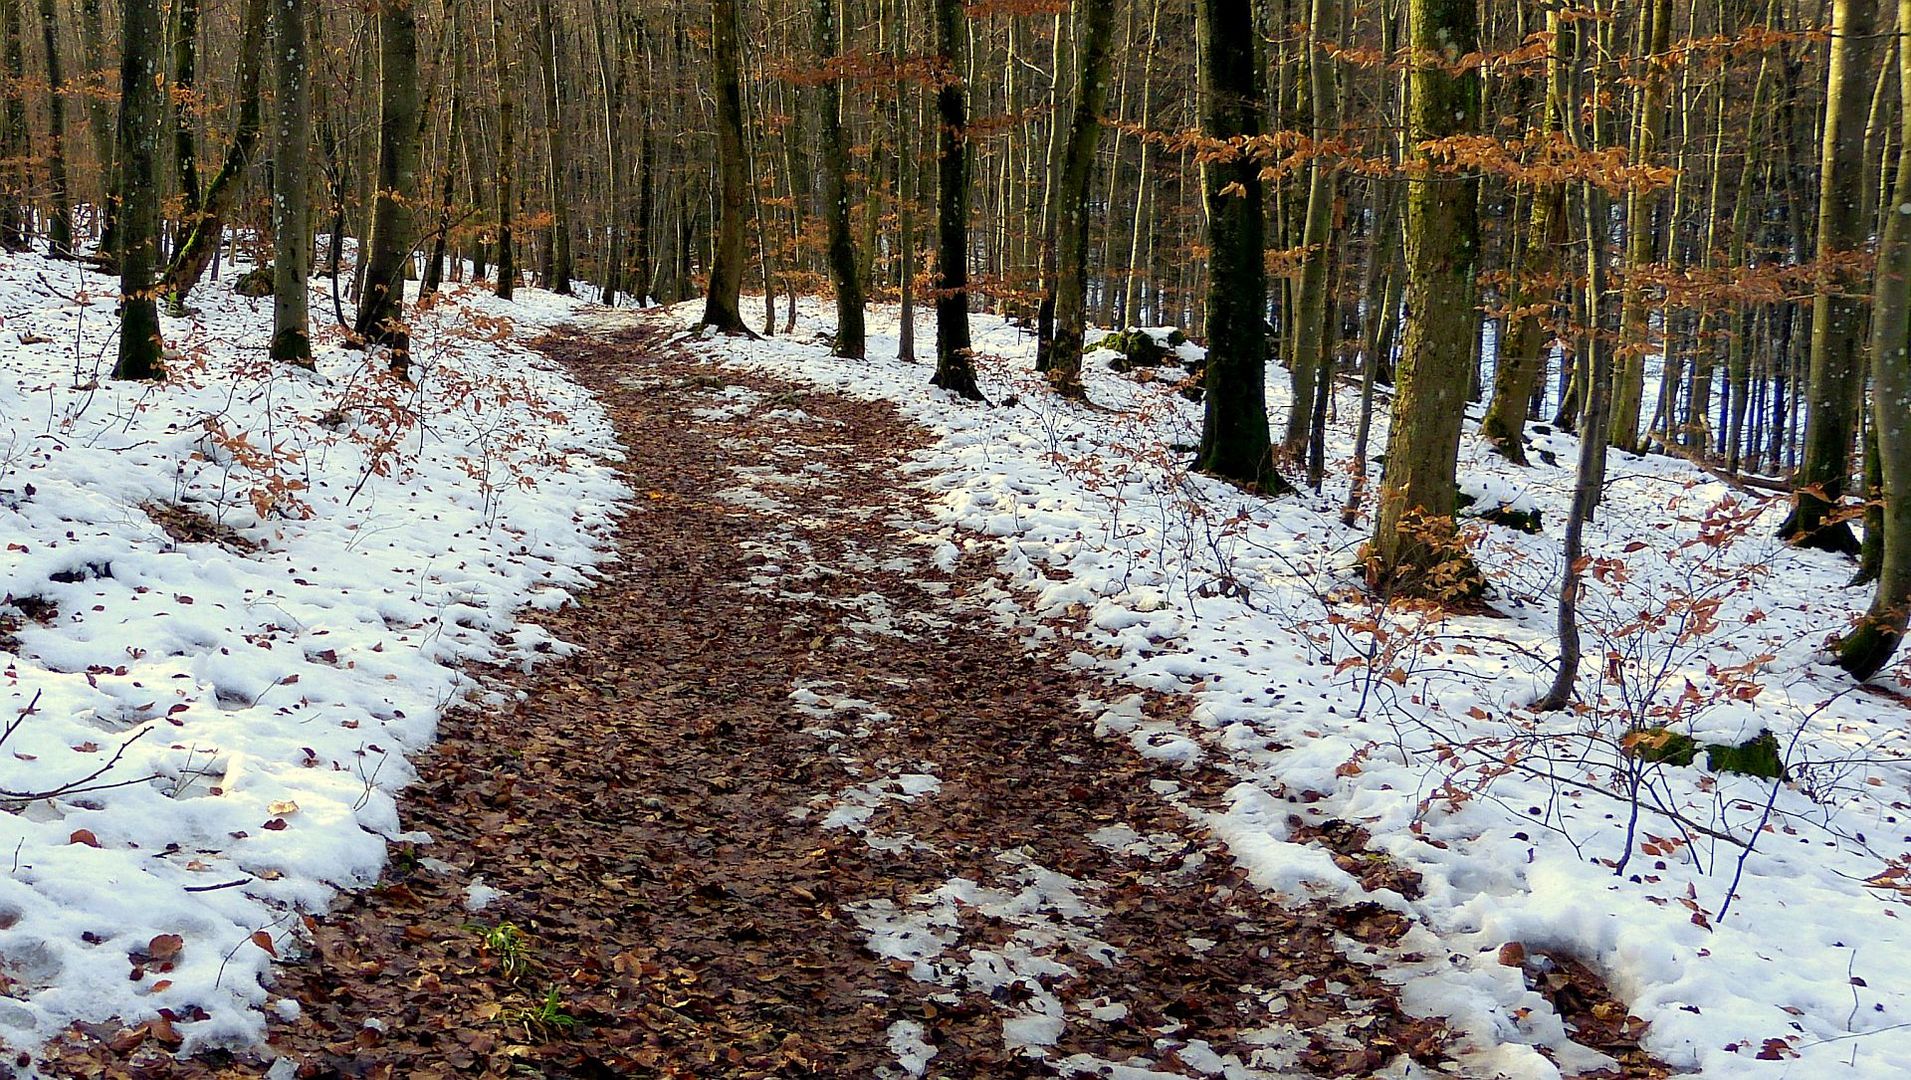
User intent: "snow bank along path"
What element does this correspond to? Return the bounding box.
[688,298,1911,1080]
[0,251,624,1053]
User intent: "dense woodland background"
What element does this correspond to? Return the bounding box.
[14,0,1911,686]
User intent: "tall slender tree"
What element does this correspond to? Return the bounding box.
[113,0,165,381]
[929,0,981,400]
[700,0,749,333]
[164,0,267,312]
[35,0,71,258]
[270,0,313,368]
[354,0,423,372]
[1044,0,1118,396]
[1783,0,1878,553]
[491,0,517,300]
[813,0,864,358]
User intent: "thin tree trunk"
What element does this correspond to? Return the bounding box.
[491,0,517,300]
[536,0,572,294]
[1284,0,1338,453]
[36,0,71,257]
[814,0,865,358]
[0,0,28,250]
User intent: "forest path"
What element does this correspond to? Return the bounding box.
[167,317,1451,1079]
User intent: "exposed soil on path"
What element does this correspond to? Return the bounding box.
[46,317,1470,1079]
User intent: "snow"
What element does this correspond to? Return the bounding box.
[0,248,623,1053]
[674,296,1911,1079]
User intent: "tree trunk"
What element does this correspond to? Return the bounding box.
[1045,0,1118,394]
[36,0,71,257]
[1606,0,1671,451]
[491,0,517,300]
[0,0,27,251]
[1367,0,1483,597]
[1481,2,1568,464]
[354,0,422,372]
[1837,0,1911,679]
[699,0,749,332]
[1194,0,1283,492]
[270,0,312,368]
[1783,0,1877,554]
[1284,0,1338,453]
[423,0,465,296]
[587,0,622,306]
[167,0,201,228]
[163,0,266,312]
[929,0,981,399]
[813,0,865,358]
[536,0,572,295]
[113,0,165,380]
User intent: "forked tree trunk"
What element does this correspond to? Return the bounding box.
[113,0,165,380]
[164,0,266,312]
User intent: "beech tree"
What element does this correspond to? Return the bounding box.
[929,0,980,401]
[112,0,164,381]
[354,0,424,371]
[812,0,864,359]
[270,0,313,368]
[1366,0,1482,595]
[700,0,750,333]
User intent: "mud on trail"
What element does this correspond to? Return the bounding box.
[47,317,1461,1079]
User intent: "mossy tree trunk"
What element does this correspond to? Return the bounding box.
[1783,0,1877,554]
[1193,0,1283,492]
[1480,1,1568,465]
[699,0,749,333]
[1606,0,1670,452]
[929,0,981,400]
[163,0,266,313]
[353,0,422,372]
[1366,0,1483,596]
[167,0,201,230]
[1837,0,1911,680]
[1045,0,1118,396]
[269,0,313,368]
[112,0,165,381]
[1283,0,1338,455]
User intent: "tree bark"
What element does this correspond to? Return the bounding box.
[1606,0,1671,451]
[163,0,266,312]
[1837,0,1911,679]
[1193,0,1283,492]
[1367,0,1484,597]
[0,0,28,251]
[1782,0,1877,554]
[813,0,865,358]
[1284,0,1338,453]
[354,0,422,372]
[113,0,165,380]
[536,0,572,295]
[36,0,71,257]
[270,0,313,368]
[491,0,517,300]
[929,0,981,399]
[699,0,749,332]
[1045,0,1118,394]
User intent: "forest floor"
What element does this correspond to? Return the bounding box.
[38,317,1626,1079]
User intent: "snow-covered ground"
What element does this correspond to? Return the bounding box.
[677,298,1911,1080]
[0,249,624,1053]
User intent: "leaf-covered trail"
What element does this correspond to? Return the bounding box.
[93,319,1455,1078]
